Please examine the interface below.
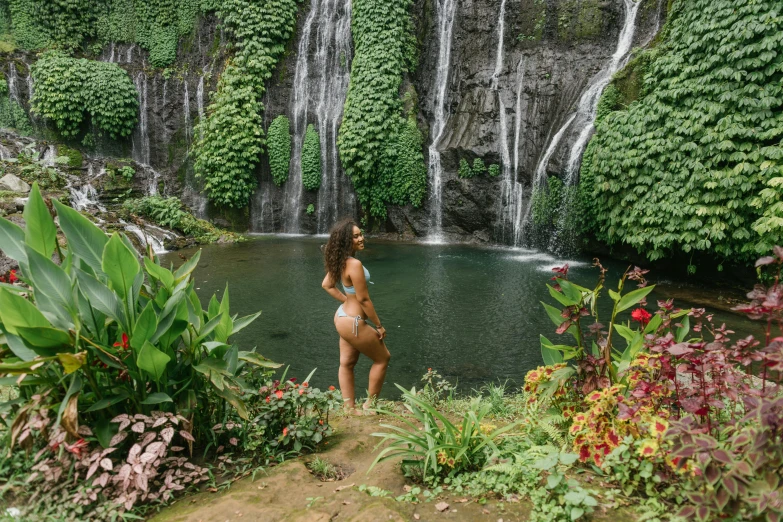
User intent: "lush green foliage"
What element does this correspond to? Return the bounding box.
[267,115,291,186]
[6,0,209,67]
[458,158,472,179]
[0,92,33,136]
[487,164,500,177]
[123,195,237,244]
[194,0,299,208]
[0,182,282,513]
[31,51,138,139]
[371,385,516,483]
[580,0,783,264]
[301,123,321,192]
[338,0,424,219]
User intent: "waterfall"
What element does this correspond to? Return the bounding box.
[563,0,641,184]
[510,58,528,245]
[23,60,33,104]
[426,0,458,242]
[275,0,354,234]
[7,63,19,105]
[314,0,354,233]
[196,68,207,139]
[280,0,318,233]
[183,76,191,144]
[126,44,135,64]
[131,72,159,195]
[162,79,168,109]
[41,145,56,167]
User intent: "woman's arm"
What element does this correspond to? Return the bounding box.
[322,272,347,303]
[347,261,386,339]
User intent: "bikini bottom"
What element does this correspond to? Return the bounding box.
[336,304,364,336]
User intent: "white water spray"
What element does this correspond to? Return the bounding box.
[426,0,458,242]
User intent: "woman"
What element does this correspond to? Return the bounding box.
[322,219,390,414]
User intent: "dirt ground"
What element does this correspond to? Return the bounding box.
[150,413,634,522]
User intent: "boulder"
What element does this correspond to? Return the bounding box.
[0,174,30,193]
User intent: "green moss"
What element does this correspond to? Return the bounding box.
[557,0,603,41]
[56,144,83,168]
[610,51,653,107]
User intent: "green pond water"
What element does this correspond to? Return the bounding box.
[162,236,762,398]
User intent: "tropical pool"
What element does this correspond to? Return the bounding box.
[162,236,761,398]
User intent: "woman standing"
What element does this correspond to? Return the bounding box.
[321,219,390,413]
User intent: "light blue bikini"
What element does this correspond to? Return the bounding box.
[336,261,372,336]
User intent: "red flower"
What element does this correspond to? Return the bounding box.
[631,308,652,326]
[328,385,336,391]
[66,438,88,458]
[113,333,130,350]
[299,389,305,395]
[8,270,16,283]
[275,390,284,399]
[282,427,289,437]
[302,382,309,388]
[265,396,271,403]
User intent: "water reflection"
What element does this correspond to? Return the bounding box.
[163,237,763,398]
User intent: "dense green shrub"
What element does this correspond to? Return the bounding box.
[8,0,50,49]
[385,116,426,207]
[301,124,321,192]
[580,0,783,264]
[488,164,500,177]
[267,115,291,186]
[0,89,33,135]
[458,158,473,179]
[31,51,138,139]
[338,0,423,219]
[123,195,235,243]
[194,0,299,208]
[472,158,487,176]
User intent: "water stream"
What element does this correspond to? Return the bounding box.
[426,0,458,242]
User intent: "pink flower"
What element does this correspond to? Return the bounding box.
[275,390,284,399]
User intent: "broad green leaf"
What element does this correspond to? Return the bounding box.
[0,216,27,264]
[140,392,173,405]
[173,249,201,283]
[25,245,75,313]
[676,315,690,342]
[557,279,584,304]
[132,302,158,351]
[613,324,637,344]
[85,389,130,412]
[136,341,170,382]
[102,233,140,299]
[540,335,565,365]
[617,285,656,313]
[547,284,577,307]
[0,287,51,335]
[76,270,126,329]
[193,357,229,376]
[144,258,175,290]
[17,326,71,348]
[0,357,52,373]
[231,311,261,336]
[23,182,56,258]
[52,199,107,274]
[213,384,248,419]
[238,351,282,369]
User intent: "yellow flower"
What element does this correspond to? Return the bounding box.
[437,450,447,464]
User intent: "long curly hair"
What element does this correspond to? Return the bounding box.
[324,218,358,281]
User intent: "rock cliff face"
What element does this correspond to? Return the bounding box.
[0,0,666,243]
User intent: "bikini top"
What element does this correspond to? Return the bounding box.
[342,260,371,295]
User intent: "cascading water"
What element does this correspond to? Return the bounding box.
[271,0,354,234]
[314,0,354,233]
[130,71,160,195]
[196,67,208,140]
[547,0,641,252]
[7,63,19,105]
[183,75,191,144]
[280,0,319,233]
[426,0,458,242]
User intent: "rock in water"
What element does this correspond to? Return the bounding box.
[0,174,30,193]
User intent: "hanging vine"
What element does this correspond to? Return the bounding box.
[193,0,299,208]
[580,0,783,264]
[267,115,291,186]
[31,51,138,139]
[301,124,322,192]
[338,0,424,220]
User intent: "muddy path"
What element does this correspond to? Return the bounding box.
[150,412,635,522]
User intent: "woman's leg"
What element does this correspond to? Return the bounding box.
[338,336,360,409]
[335,318,391,408]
